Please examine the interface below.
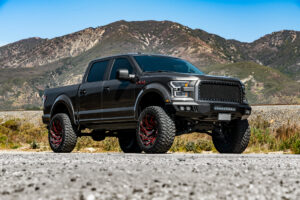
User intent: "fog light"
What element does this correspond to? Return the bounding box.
[245,110,250,115]
[186,106,191,111]
[180,106,185,111]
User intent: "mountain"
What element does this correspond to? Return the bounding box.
[203,62,300,104]
[0,20,299,110]
[238,30,300,80]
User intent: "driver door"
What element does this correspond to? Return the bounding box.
[101,57,137,121]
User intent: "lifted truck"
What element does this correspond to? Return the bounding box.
[42,53,251,153]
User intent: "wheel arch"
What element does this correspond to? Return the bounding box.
[134,83,171,120]
[50,95,77,125]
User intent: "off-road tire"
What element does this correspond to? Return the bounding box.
[136,106,176,153]
[118,131,142,153]
[48,113,77,153]
[212,119,250,153]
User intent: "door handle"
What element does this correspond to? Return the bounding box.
[104,87,110,93]
[80,89,87,96]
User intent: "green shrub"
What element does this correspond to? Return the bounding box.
[197,140,213,151]
[291,139,300,154]
[2,119,20,131]
[0,133,8,144]
[11,145,20,149]
[185,142,201,153]
[31,141,40,149]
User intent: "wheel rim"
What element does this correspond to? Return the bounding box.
[50,118,63,148]
[139,114,158,147]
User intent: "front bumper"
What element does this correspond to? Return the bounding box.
[171,101,251,121]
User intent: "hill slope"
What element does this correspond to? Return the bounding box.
[0,20,299,110]
[203,62,300,104]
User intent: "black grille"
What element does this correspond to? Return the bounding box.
[198,81,242,103]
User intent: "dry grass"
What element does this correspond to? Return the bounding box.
[170,133,216,153]
[0,117,299,154]
[248,116,300,154]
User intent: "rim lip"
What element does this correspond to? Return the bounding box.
[49,118,63,148]
[138,113,158,148]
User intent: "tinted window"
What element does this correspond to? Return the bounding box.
[110,58,133,80]
[134,56,204,75]
[87,60,109,82]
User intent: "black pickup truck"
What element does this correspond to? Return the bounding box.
[42,53,251,153]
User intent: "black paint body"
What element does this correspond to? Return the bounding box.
[42,54,251,133]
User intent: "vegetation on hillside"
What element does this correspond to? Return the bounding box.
[0,21,300,110]
[203,62,300,104]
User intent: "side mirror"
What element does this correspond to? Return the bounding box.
[116,69,136,81]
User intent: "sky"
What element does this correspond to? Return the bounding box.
[0,0,300,46]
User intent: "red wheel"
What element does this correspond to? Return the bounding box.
[48,113,77,153]
[136,106,175,153]
[49,118,63,148]
[139,114,158,147]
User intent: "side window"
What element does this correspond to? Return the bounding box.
[87,60,109,82]
[110,58,133,80]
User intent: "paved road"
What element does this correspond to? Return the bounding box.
[0,153,300,200]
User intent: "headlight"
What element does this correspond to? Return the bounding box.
[170,81,196,98]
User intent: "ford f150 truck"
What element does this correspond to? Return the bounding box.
[42,53,251,153]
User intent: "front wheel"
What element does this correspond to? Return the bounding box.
[212,119,251,154]
[136,106,176,153]
[48,113,77,153]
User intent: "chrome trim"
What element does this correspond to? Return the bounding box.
[169,80,197,99]
[171,97,194,101]
[194,80,200,100]
[172,102,199,106]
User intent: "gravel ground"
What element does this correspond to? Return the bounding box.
[0,152,300,200]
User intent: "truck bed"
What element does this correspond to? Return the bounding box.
[43,84,81,121]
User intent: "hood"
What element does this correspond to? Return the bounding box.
[142,71,241,84]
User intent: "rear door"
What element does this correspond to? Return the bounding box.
[101,57,137,121]
[78,59,111,122]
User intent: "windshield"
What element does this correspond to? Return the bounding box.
[134,56,204,75]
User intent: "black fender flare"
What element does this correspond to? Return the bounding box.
[50,94,77,125]
[134,83,171,119]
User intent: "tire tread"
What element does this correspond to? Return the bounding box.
[49,113,77,153]
[137,106,176,153]
[212,120,250,154]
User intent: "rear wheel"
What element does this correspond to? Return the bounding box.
[48,113,77,153]
[118,131,142,153]
[212,119,250,153]
[136,106,175,153]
